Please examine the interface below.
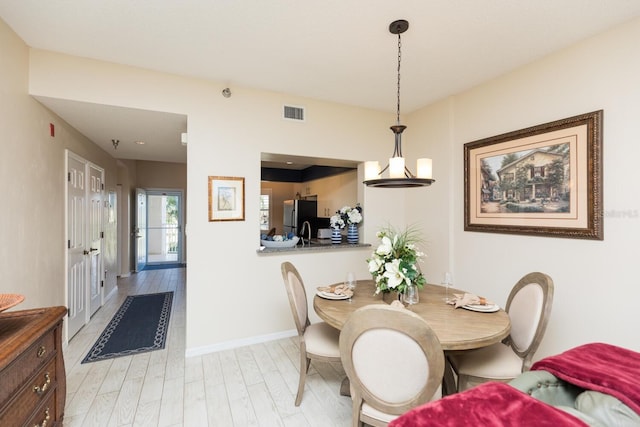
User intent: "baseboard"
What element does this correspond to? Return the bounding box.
[185,329,298,358]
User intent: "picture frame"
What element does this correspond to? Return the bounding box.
[464,110,603,240]
[208,176,245,221]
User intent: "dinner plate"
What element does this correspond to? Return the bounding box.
[462,303,500,313]
[316,291,350,300]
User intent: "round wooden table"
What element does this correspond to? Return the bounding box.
[314,281,511,395]
[313,281,511,351]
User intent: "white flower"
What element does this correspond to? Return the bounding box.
[347,210,362,224]
[366,225,427,295]
[382,259,404,289]
[368,257,382,273]
[376,236,393,256]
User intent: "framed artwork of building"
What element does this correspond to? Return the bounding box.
[464,110,603,240]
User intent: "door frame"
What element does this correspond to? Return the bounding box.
[145,188,185,266]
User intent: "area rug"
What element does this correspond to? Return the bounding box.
[142,263,185,271]
[82,292,173,363]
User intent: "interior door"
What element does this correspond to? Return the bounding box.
[134,188,147,272]
[67,154,88,338]
[88,164,104,316]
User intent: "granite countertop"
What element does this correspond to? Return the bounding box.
[257,240,371,254]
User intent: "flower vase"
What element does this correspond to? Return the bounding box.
[331,228,342,244]
[347,224,359,244]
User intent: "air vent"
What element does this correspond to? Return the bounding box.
[283,105,305,121]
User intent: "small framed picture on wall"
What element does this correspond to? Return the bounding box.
[208,176,245,221]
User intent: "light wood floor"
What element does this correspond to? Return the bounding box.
[63,268,353,426]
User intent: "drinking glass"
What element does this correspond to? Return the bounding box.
[403,284,419,305]
[345,272,356,302]
[442,272,453,302]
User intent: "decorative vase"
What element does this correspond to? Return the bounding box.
[331,228,342,244]
[347,224,359,244]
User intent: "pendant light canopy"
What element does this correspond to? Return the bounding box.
[364,20,435,188]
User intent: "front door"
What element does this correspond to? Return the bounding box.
[88,164,104,316]
[134,188,147,272]
[67,154,88,338]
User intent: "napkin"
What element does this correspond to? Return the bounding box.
[317,284,354,298]
[448,293,492,309]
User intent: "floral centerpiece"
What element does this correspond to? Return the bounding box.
[330,204,363,229]
[367,225,426,295]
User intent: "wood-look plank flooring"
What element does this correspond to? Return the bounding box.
[63,268,353,426]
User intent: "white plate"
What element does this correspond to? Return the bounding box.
[316,291,350,300]
[462,303,500,313]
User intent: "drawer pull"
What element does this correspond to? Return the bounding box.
[37,345,47,358]
[33,407,50,427]
[33,372,51,395]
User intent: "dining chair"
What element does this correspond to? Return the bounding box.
[280,261,342,406]
[447,271,554,392]
[340,304,444,427]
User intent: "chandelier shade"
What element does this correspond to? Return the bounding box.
[363,19,435,189]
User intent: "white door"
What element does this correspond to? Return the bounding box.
[134,188,147,272]
[88,164,104,316]
[67,154,88,338]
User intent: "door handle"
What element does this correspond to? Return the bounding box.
[83,248,99,255]
[90,248,98,252]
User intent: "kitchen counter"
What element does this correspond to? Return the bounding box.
[257,240,371,254]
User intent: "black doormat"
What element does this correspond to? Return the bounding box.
[82,292,173,364]
[142,263,185,271]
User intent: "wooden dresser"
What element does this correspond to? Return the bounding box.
[0,306,67,427]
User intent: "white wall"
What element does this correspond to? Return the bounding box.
[0,19,119,310]
[27,49,407,353]
[22,16,640,361]
[412,17,640,358]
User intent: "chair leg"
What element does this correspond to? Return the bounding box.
[295,354,310,406]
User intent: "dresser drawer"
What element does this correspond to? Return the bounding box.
[23,391,57,427]
[0,357,57,427]
[0,329,55,409]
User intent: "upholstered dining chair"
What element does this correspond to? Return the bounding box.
[340,304,445,427]
[281,261,341,406]
[447,271,554,392]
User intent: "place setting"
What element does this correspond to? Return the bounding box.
[316,272,356,300]
[439,272,500,312]
[447,292,500,313]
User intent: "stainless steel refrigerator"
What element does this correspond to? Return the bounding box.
[283,199,317,236]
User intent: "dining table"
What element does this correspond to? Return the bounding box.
[313,280,511,395]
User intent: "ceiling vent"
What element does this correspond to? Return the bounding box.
[283,105,305,122]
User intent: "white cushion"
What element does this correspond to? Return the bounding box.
[450,342,523,379]
[352,328,428,403]
[304,322,340,358]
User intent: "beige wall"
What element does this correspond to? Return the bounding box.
[407,17,640,358]
[0,18,119,309]
[8,14,640,360]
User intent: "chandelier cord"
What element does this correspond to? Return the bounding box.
[396,30,402,125]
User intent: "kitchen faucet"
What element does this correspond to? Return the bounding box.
[300,221,312,246]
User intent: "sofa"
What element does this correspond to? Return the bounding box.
[390,343,640,426]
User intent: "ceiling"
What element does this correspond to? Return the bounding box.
[2,1,640,164]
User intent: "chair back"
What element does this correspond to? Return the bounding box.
[505,272,554,369]
[281,262,310,336]
[340,304,444,417]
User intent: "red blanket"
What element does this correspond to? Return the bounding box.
[531,342,640,415]
[389,382,588,427]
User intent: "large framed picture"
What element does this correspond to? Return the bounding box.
[208,176,245,221]
[464,110,603,240]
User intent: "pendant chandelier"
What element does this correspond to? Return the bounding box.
[364,19,435,188]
